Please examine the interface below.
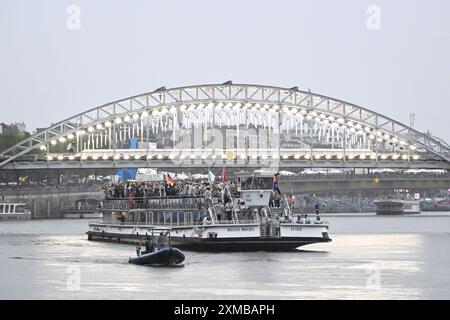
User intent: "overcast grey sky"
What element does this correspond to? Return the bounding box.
[1,0,449,142]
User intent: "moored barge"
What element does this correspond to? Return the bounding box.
[374,199,421,215]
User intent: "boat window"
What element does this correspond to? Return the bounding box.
[9,205,14,213]
[240,177,272,190]
[253,177,272,190]
[240,177,253,190]
[0,205,3,213]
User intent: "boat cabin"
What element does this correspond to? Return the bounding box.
[237,172,275,208]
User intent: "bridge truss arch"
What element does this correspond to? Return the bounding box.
[1,83,449,170]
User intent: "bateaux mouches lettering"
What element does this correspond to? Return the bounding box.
[174,304,208,318]
[226,227,256,232]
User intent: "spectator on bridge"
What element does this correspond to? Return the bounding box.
[66,143,75,154]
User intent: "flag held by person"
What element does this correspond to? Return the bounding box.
[208,170,216,182]
[166,174,175,187]
[221,167,228,182]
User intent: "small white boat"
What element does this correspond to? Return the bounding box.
[0,202,32,221]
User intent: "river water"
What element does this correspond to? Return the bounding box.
[0,213,449,300]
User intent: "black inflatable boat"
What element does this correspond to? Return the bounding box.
[128,247,185,266]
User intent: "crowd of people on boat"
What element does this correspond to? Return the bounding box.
[272,213,318,224]
[102,178,238,205]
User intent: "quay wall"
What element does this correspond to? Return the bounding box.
[1,186,103,219]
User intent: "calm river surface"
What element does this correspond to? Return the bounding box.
[1,213,449,299]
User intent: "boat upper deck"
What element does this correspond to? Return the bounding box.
[100,196,209,211]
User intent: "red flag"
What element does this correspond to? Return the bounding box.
[221,167,228,182]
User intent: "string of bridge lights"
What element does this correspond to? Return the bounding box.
[40,101,421,161]
[45,152,420,162]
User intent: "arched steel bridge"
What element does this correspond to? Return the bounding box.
[1,82,449,170]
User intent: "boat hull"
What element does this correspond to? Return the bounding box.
[128,247,185,266]
[0,213,31,221]
[88,231,331,252]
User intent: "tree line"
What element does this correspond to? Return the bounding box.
[0,126,30,153]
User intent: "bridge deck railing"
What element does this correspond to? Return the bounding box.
[280,172,450,181]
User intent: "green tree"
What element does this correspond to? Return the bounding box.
[0,127,30,153]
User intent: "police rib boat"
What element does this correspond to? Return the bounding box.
[128,230,185,266]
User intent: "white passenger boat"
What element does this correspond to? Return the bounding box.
[87,174,331,251]
[0,202,32,221]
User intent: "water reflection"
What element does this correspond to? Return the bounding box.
[0,217,449,299]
